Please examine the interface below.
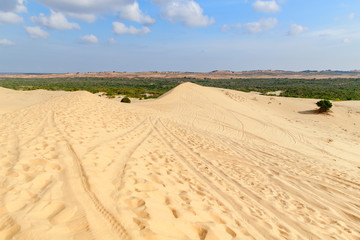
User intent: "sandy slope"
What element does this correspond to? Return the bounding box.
[0,83,359,240]
[0,87,68,114]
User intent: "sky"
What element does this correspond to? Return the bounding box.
[0,0,359,73]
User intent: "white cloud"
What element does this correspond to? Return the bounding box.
[25,26,50,39]
[31,11,80,30]
[0,0,26,13]
[221,18,277,34]
[288,24,308,36]
[118,2,155,25]
[221,24,231,33]
[108,38,117,45]
[309,28,359,44]
[0,38,15,46]
[35,0,124,13]
[244,18,277,33]
[252,0,281,13]
[79,34,98,44]
[0,0,26,25]
[154,0,214,27]
[0,11,23,24]
[66,13,96,23]
[113,22,150,35]
[348,12,355,20]
[34,0,154,24]
[343,38,351,44]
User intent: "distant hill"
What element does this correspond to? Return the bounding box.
[1,70,360,80]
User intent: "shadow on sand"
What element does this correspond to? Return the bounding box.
[298,109,318,114]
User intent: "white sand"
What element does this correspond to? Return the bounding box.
[0,83,359,240]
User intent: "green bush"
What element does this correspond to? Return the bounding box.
[121,97,131,103]
[316,99,332,112]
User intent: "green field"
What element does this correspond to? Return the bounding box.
[0,77,359,100]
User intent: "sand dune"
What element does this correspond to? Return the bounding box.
[0,87,68,114]
[0,83,359,240]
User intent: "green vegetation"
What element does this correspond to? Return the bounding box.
[0,77,175,99]
[0,77,359,100]
[316,100,333,112]
[121,97,131,103]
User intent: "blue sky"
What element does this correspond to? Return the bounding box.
[0,0,359,73]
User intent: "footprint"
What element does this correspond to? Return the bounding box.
[133,218,147,230]
[179,191,190,203]
[135,183,158,192]
[196,190,205,196]
[196,226,208,240]
[170,208,178,218]
[22,164,29,171]
[134,210,150,219]
[125,197,145,208]
[0,215,21,239]
[225,227,237,238]
[211,214,225,224]
[150,174,163,185]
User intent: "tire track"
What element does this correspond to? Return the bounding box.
[66,143,130,240]
[150,117,271,240]
[85,117,149,154]
[158,119,320,240]
[49,109,130,240]
[188,121,360,238]
[21,110,50,146]
[116,119,154,194]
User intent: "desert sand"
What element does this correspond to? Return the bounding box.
[0,83,359,240]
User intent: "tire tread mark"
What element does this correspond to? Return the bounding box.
[149,118,268,240]
[158,119,319,240]
[67,143,130,240]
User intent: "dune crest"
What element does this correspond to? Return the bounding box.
[0,83,359,240]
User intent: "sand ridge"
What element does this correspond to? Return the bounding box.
[0,83,359,239]
[0,87,68,114]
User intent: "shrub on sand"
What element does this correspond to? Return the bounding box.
[316,99,332,113]
[121,97,131,103]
